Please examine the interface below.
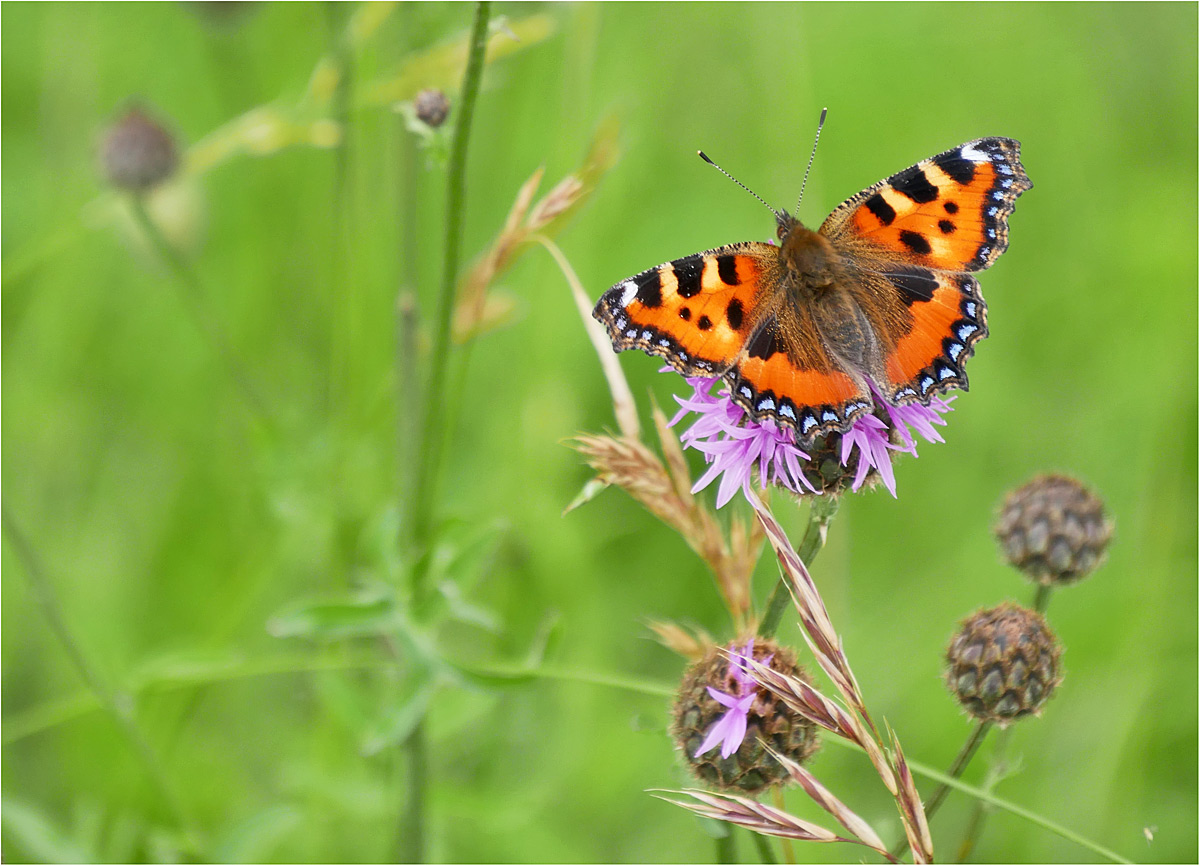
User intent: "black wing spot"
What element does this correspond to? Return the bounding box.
[697,315,713,331]
[716,254,739,286]
[890,166,939,204]
[938,219,956,235]
[635,270,662,307]
[747,322,783,360]
[674,256,704,298]
[864,193,896,226]
[932,151,977,185]
[679,307,691,321]
[889,265,939,306]
[726,298,744,330]
[899,230,932,255]
[944,201,959,214]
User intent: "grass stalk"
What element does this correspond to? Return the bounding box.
[758,494,839,638]
[2,506,200,855]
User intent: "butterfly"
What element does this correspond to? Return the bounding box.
[593,137,1031,444]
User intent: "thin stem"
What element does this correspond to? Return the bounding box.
[750,830,778,864]
[408,1,492,593]
[715,831,735,864]
[2,506,200,854]
[758,494,839,638]
[1033,583,1053,613]
[955,728,1013,862]
[888,720,993,858]
[772,786,797,864]
[398,720,428,862]
[128,197,274,435]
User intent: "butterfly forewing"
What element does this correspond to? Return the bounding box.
[820,137,1031,273]
[593,242,776,377]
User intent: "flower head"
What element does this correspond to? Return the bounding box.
[670,374,954,505]
[693,639,774,758]
[672,638,818,793]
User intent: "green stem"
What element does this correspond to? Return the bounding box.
[955,728,1014,862]
[758,495,839,638]
[750,830,778,864]
[407,1,491,594]
[2,506,200,854]
[889,720,992,859]
[128,197,274,435]
[398,719,428,862]
[1033,582,1053,613]
[715,830,735,864]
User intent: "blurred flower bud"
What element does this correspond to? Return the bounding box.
[994,474,1113,585]
[945,602,1062,726]
[101,106,180,193]
[414,88,450,128]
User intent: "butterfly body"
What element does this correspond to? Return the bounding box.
[594,137,1031,445]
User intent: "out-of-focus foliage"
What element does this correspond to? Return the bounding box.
[3,3,1195,863]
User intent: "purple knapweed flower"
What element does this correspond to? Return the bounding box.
[669,373,954,504]
[695,639,773,759]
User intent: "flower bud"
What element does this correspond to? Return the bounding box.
[994,474,1113,585]
[945,602,1062,725]
[101,107,179,193]
[414,88,450,128]
[672,638,818,793]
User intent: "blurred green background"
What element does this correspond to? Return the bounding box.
[3,2,1196,863]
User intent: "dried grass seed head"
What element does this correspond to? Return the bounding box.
[944,602,1063,726]
[995,474,1113,585]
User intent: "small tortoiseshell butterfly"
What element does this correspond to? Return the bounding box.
[593,136,1031,444]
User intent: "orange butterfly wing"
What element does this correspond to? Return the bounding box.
[821,138,1029,402]
[593,243,773,378]
[724,309,872,439]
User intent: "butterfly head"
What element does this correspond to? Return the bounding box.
[777,213,841,293]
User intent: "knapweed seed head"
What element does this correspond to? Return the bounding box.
[672,638,818,794]
[994,474,1113,585]
[101,106,179,193]
[945,602,1062,726]
[414,88,450,128]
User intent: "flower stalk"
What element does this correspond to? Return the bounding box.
[407,0,491,599]
[396,5,491,864]
[128,196,274,435]
[758,494,839,638]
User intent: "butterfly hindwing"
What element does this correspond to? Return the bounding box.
[821,137,1031,273]
[860,267,989,403]
[725,308,873,441]
[593,242,776,377]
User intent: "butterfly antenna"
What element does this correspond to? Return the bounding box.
[697,150,784,220]
[796,107,828,214]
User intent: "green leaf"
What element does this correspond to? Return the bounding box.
[266,590,401,641]
[211,805,303,863]
[1,796,95,863]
